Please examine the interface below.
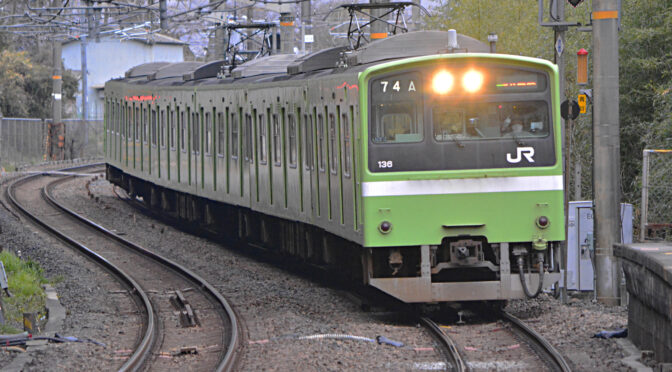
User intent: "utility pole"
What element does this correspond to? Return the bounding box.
[279,10,294,54]
[51,40,63,160]
[592,0,621,306]
[301,0,312,53]
[159,0,168,31]
[370,0,388,41]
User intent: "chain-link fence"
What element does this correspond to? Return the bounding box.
[640,149,672,241]
[0,117,104,168]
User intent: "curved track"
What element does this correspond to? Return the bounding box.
[7,164,241,371]
[422,312,571,372]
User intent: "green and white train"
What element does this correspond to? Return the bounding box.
[105,31,564,303]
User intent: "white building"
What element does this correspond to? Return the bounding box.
[62,34,186,119]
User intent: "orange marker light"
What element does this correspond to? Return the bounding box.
[432,70,454,95]
[462,70,484,93]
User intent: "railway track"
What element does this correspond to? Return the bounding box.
[7,164,241,371]
[422,311,571,372]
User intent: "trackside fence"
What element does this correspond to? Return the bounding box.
[0,116,104,167]
[640,149,672,241]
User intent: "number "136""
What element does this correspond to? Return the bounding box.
[377,160,393,168]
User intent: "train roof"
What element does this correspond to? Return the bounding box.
[114,30,489,88]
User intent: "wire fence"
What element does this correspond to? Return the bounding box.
[0,117,104,168]
[640,149,672,241]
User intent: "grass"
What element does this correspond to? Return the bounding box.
[0,251,48,334]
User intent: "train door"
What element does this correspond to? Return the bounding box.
[243,112,254,206]
[302,112,316,220]
[327,109,342,225]
[316,109,328,222]
[190,107,200,190]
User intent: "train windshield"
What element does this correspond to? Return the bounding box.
[368,64,556,173]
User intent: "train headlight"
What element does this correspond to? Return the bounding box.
[379,221,392,234]
[462,70,484,93]
[432,70,454,95]
[536,216,550,229]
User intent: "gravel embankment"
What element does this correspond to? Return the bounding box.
[0,164,640,371]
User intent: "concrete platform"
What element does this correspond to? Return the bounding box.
[615,242,672,363]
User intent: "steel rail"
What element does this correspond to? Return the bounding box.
[420,317,467,372]
[6,164,157,372]
[45,167,241,372]
[502,311,572,372]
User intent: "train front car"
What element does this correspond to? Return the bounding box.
[359,54,564,303]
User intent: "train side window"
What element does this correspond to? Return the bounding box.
[258,112,267,163]
[135,107,140,141]
[244,113,253,162]
[304,114,313,170]
[217,112,225,156]
[288,114,297,167]
[143,107,148,144]
[151,109,157,146]
[192,112,200,153]
[317,114,325,172]
[231,112,238,159]
[342,112,351,177]
[180,111,186,152]
[329,113,337,174]
[205,111,212,155]
[127,106,131,139]
[160,109,166,148]
[118,103,123,137]
[170,109,176,150]
[273,114,281,166]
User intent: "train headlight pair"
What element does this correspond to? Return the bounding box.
[432,69,484,95]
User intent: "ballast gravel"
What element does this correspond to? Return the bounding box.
[0,163,643,371]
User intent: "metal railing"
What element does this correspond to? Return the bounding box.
[0,117,103,167]
[640,149,672,241]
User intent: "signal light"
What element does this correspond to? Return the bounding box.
[536,216,550,229]
[462,70,484,93]
[432,70,454,95]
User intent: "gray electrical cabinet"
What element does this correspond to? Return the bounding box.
[566,201,633,291]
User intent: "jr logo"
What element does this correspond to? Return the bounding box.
[506,147,535,163]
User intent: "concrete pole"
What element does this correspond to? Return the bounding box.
[52,41,62,125]
[279,12,295,54]
[370,0,388,41]
[301,0,312,53]
[159,0,168,31]
[592,0,621,306]
[411,0,420,32]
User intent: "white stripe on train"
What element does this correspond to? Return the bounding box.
[362,175,563,197]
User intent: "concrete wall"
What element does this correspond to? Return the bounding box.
[62,38,184,119]
[615,242,672,363]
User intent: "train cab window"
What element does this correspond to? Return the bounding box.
[180,111,186,151]
[431,101,550,142]
[205,112,212,155]
[272,114,281,166]
[288,114,297,167]
[329,113,337,174]
[151,109,157,146]
[342,113,351,177]
[304,114,314,170]
[317,114,325,171]
[372,102,422,143]
[192,112,200,153]
[160,110,166,148]
[170,109,176,150]
[217,112,225,156]
[231,112,239,159]
[258,112,267,163]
